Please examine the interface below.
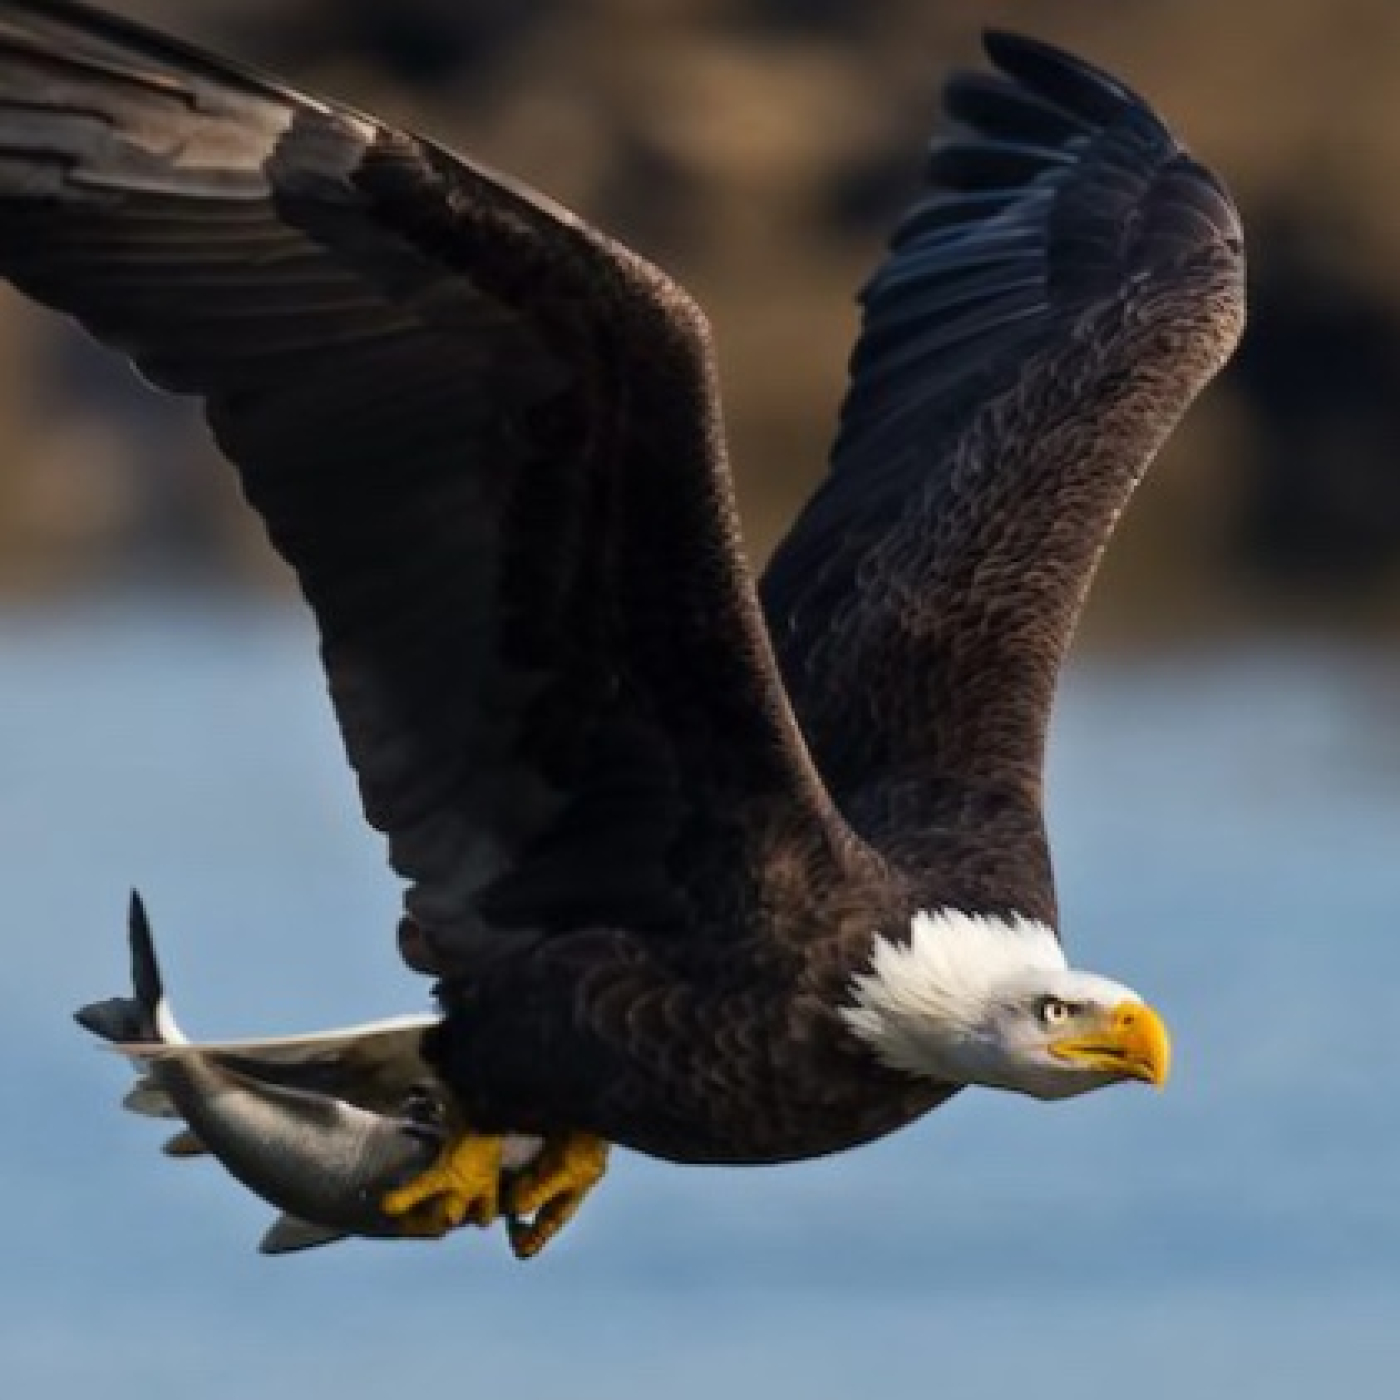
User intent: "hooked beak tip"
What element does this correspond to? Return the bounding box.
[1049,1000,1171,1088]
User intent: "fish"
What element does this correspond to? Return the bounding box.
[75,892,488,1253]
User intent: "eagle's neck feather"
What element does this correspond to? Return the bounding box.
[838,909,1065,1079]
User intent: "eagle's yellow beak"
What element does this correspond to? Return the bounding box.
[1048,1001,1171,1087]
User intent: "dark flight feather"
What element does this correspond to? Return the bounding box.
[0,0,857,973]
[2,7,1242,1163]
[761,30,1244,927]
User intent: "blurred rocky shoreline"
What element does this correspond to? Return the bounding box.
[1,0,1397,640]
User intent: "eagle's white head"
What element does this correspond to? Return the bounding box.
[839,909,1170,1098]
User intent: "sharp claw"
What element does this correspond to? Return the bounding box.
[392,1200,457,1239]
[381,1132,504,1233]
[504,1133,609,1259]
[508,1193,583,1259]
[380,1128,608,1252]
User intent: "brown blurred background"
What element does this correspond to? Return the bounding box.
[1,0,1396,643]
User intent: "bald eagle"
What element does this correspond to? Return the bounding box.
[3,1,1243,1257]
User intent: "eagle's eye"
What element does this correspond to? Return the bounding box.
[1036,996,1072,1027]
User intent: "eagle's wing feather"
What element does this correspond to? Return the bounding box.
[0,0,856,964]
[761,33,1244,922]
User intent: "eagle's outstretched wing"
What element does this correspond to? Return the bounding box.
[762,33,1245,923]
[0,0,861,966]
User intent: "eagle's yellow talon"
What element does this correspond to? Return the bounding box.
[391,1199,457,1239]
[505,1132,609,1259]
[382,1132,504,1232]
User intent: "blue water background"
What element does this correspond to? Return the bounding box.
[1,597,1397,1396]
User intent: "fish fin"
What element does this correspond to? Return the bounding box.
[162,1129,207,1157]
[259,1215,353,1255]
[75,891,182,1046]
[121,1079,178,1117]
[126,891,163,1015]
[75,995,147,1044]
[129,891,188,1045]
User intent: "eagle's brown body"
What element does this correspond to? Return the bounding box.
[432,892,963,1164]
[0,5,1242,1173]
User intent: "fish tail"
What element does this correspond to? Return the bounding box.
[73,890,176,1045]
[126,889,165,1019]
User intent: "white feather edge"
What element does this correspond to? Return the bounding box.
[106,1011,443,1064]
[110,1012,444,1127]
[106,1013,439,1052]
[838,908,1065,1077]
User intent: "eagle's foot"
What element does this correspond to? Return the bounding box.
[388,1199,460,1239]
[381,1130,504,1232]
[504,1131,610,1259]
